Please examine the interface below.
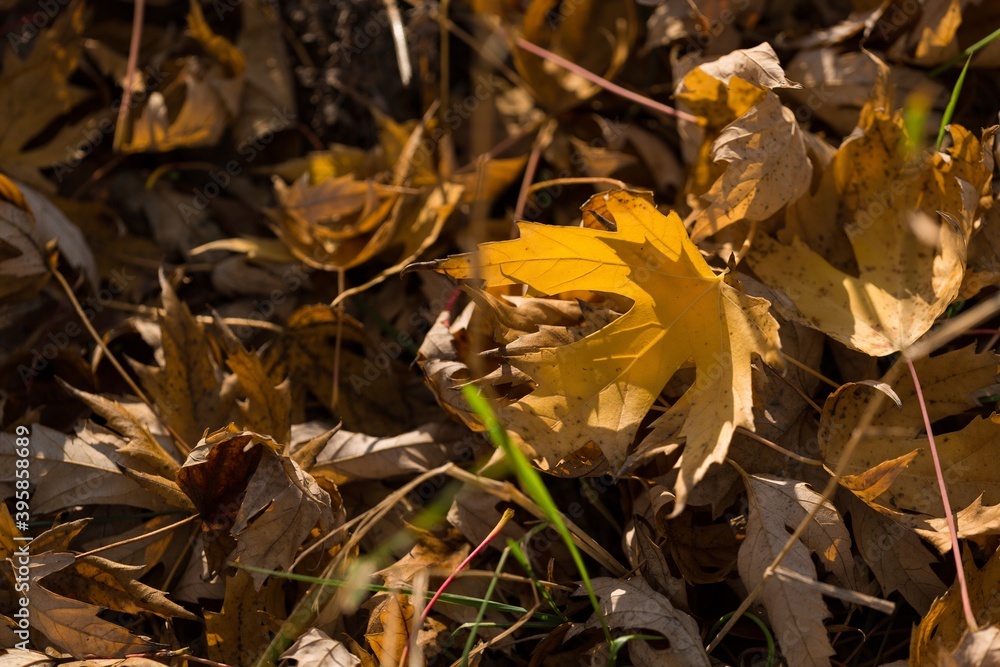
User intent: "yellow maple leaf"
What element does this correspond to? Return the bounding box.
[415,190,782,510]
[749,65,993,357]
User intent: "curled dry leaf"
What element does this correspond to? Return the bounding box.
[671,44,810,242]
[412,189,782,511]
[911,546,1000,665]
[749,63,993,356]
[120,3,244,152]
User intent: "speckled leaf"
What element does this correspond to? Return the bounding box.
[688,92,811,242]
[749,65,993,356]
[820,346,1000,516]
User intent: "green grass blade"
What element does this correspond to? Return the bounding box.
[461,386,612,644]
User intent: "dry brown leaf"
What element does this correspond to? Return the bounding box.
[568,577,710,666]
[0,424,169,513]
[302,421,486,485]
[364,592,414,667]
[918,496,1000,552]
[130,272,236,448]
[22,551,165,658]
[674,43,800,179]
[749,65,993,356]
[57,379,181,480]
[177,424,340,586]
[820,346,1000,515]
[216,319,292,446]
[737,470,855,667]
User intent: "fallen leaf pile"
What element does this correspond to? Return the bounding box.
[3,1,1000,665]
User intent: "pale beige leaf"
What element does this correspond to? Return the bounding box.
[280,628,360,667]
[569,577,710,667]
[738,473,855,667]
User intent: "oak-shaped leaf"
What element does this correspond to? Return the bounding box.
[411,189,781,511]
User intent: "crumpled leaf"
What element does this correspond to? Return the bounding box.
[413,189,782,511]
[120,3,244,152]
[674,43,801,200]
[568,577,710,666]
[820,346,1000,515]
[177,424,340,587]
[686,91,811,243]
[737,471,855,667]
[749,65,993,356]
